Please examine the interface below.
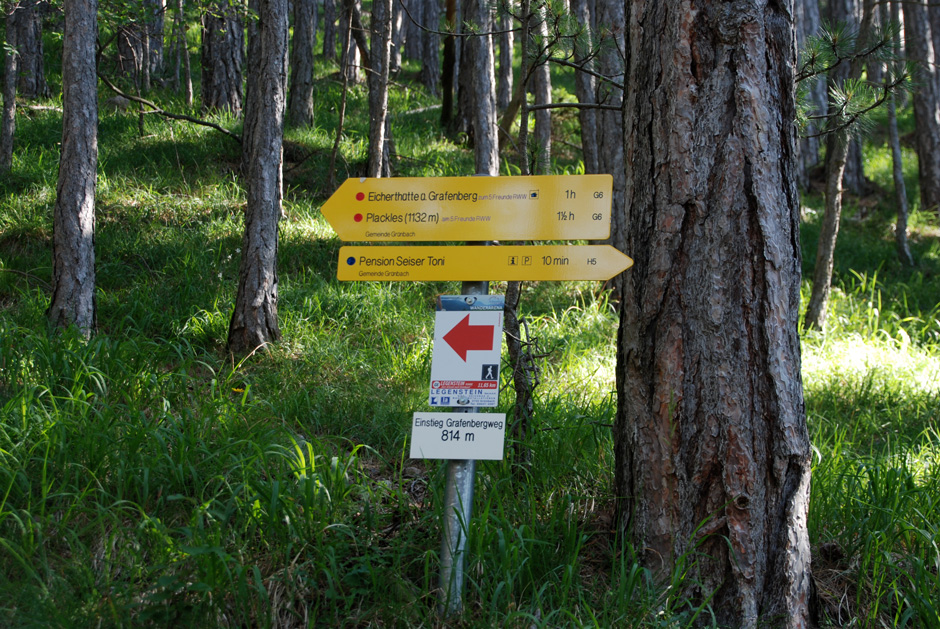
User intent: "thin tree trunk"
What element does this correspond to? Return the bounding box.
[228,0,287,355]
[466,0,498,176]
[804,132,849,330]
[180,0,193,106]
[532,3,551,174]
[1,1,17,173]
[795,0,824,189]
[389,0,404,73]
[496,7,513,112]
[570,0,597,174]
[368,0,392,177]
[440,0,456,126]
[48,0,98,337]
[904,0,940,216]
[806,0,876,331]
[288,0,317,126]
[419,0,440,96]
[617,1,812,625]
[887,0,914,266]
[594,0,625,251]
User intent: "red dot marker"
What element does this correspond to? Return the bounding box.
[356,192,365,201]
[354,213,363,222]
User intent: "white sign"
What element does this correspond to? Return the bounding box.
[429,295,504,408]
[410,412,507,460]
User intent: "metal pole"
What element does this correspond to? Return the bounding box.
[439,277,488,617]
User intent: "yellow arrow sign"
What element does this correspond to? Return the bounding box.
[321,175,613,241]
[338,245,633,281]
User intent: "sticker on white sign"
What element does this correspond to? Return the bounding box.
[410,412,507,460]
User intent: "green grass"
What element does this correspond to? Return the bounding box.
[2,31,940,628]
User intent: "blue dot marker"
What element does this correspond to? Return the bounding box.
[346,256,356,266]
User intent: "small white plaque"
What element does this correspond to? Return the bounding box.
[409,412,507,460]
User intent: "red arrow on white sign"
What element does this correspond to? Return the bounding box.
[444,315,495,361]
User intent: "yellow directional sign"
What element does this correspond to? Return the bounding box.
[321,175,613,241]
[338,245,633,281]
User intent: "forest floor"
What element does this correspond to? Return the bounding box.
[1,55,939,627]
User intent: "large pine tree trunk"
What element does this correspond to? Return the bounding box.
[201,0,244,115]
[616,2,812,625]
[904,0,940,216]
[47,0,98,337]
[228,0,287,355]
[323,0,337,57]
[288,0,317,126]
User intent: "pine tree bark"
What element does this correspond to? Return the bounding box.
[47,0,98,337]
[904,0,940,216]
[288,0,317,126]
[828,0,866,196]
[201,0,244,115]
[367,0,392,177]
[11,0,49,98]
[886,0,913,266]
[419,0,441,96]
[795,0,824,189]
[496,7,513,111]
[616,2,812,625]
[323,0,337,57]
[466,0,498,176]
[593,0,625,250]
[2,1,18,173]
[532,3,551,174]
[228,0,287,355]
[570,0,597,174]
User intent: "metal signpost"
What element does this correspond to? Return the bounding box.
[321,175,631,617]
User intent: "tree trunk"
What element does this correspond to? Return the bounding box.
[11,0,49,99]
[440,0,456,126]
[904,0,940,216]
[804,132,849,331]
[228,0,287,355]
[806,0,875,331]
[288,0,317,126]
[887,0,914,266]
[47,0,98,337]
[201,0,244,115]
[616,2,812,625]
[570,0,597,174]
[323,0,337,58]
[145,0,165,79]
[368,0,392,177]
[2,1,17,173]
[466,0,498,176]
[593,0,625,250]
[828,0,866,196]
[175,0,193,106]
[496,7,513,112]
[532,4,551,175]
[795,0,824,189]
[389,0,404,73]
[419,0,440,96]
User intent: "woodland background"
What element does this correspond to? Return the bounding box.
[1,0,939,626]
